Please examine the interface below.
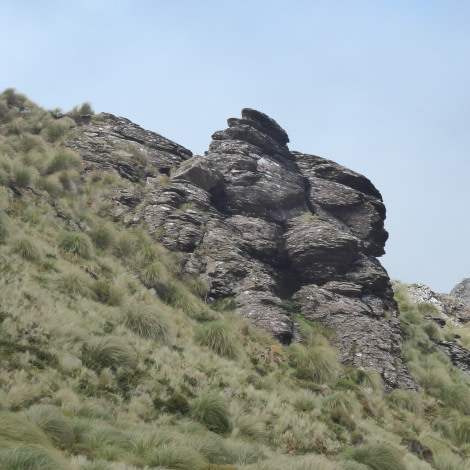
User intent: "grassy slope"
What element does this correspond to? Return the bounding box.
[0,89,470,470]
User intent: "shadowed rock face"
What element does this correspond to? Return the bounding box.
[69,108,414,390]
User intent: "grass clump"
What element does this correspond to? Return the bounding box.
[43,118,74,143]
[11,237,40,261]
[12,165,33,188]
[89,224,115,250]
[165,393,190,415]
[191,393,231,434]
[122,305,172,343]
[0,211,9,243]
[141,261,167,287]
[0,444,63,470]
[147,444,206,470]
[195,319,238,359]
[289,343,339,384]
[24,404,75,446]
[345,443,406,470]
[91,279,122,306]
[82,335,136,372]
[443,384,470,415]
[57,271,91,297]
[386,389,423,415]
[47,149,81,174]
[58,231,92,259]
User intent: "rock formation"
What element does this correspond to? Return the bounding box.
[69,108,414,390]
[401,283,470,375]
[451,278,470,307]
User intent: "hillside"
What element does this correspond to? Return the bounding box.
[1,88,470,469]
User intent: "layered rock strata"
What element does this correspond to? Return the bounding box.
[70,109,414,390]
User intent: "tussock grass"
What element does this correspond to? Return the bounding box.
[140,261,167,287]
[11,236,40,261]
[443,384,470,415]
[386,389,423,415]
[12,164,33,188]
[4,92,470,469]
[195,319,238,359]
[91,279,122,306]
[81,335,136,372]
[57,270,92,297]
[345,443,406,470]
[321,391,358,415]
[289,343,339,384]
[0,412,52,448]
[58,231,93,259]
[147,444,206,470]
[122,305,172,343]
[233,413,266,441]
[191,393,231,434]
[0,444,64,470]
[43,118,75,143]
[0,211,9,243]
[245,453,341,470]
[90,224,115,250]
[433,452,465,470]
[24,404,75,446]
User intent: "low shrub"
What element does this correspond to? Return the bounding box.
[191,393,231,434]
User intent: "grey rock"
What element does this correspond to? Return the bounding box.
[438,341,470,375]
[450,278,470,307]
[70,107,415,389]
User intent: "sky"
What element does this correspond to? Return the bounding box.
[1,0,469,294]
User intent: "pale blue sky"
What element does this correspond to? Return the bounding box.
[2,1,469,293]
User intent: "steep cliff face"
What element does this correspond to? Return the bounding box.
[69,109,413,390]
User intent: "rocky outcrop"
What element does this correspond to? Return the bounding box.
[401,283,470,375]
[451,278,470,307]
[70,108,413,390]
[402,283,470,324]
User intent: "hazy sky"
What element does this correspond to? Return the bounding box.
[2,1,469,293]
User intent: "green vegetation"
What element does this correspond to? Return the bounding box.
[2,89,470,468]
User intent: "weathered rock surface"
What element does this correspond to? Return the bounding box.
[401,282,470,375]
[451,278,470,307]
[402,283,470,324]
[438,341,470,375]
[70,108,414,390]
